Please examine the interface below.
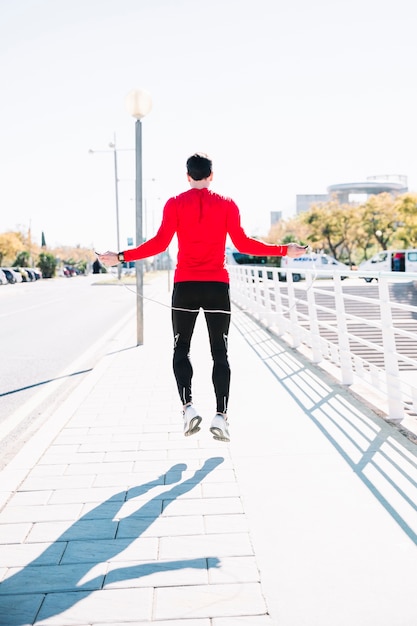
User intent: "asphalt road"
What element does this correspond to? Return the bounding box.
[0,272,138,465]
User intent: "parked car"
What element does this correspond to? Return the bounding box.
[23,267,42,280]
[358,249,417,282]
[14,267,31,282]
[280,253,349,281]
[0,269,8,285]
[1,268,22,284]
[24,268,36,281]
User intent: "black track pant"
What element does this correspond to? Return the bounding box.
[171,281,231,414]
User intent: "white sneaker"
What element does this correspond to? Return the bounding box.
[210,414,230,442]
[183,405,202,437]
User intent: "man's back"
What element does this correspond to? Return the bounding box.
[167,187,235,281]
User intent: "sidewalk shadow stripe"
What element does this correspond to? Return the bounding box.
[233,310,417,545]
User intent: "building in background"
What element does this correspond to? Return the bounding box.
[296,194,329,215]
[270,210,282,227]
[296,175,408,215]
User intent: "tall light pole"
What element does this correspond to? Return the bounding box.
[89,134,122,280]
[125,88,152,346]
[109,135,121,280]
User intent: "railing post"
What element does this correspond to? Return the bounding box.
[378,274,404,421]
[333,273,354,384]
[305,271,323,363]
[286,271,301,348]
[272,269,285,335]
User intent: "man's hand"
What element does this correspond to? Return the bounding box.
[96,251,119,266]
[286,243,309,258]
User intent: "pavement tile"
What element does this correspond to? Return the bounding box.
[64,461,135,475]
[40,444,80,456]
[166,447,230,460]
[26,518,119,543]
[60,537,158,563]
[116,513,204,539]
[207,555,261,583]
[201,482,240,497]
[158,532,253,559]
[128,459,217,475]
[79,440,141,452]
[39,451,105,465]
[19,474,95,491]
[92,472,161,488]
[24,464,67,477]
[48,486,127,505]
[85,493,163,515]
[0,503,83,524]
[103,557,212,588]
[161,496,243,516]
[53,427,89,442]
[7,490,53,506]
[0,562,107,594]
[35,587,153,625]
[0,522,32,543]
[102,449,162,462]
[0,593,44,626]
[204,513,249,534]
[0,541,66,567]
[143,423,181,433]
[154,582,267,620]
[89,425,146,435]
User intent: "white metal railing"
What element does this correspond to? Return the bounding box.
[229,264,417,423]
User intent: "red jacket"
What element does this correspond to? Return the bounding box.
[124,187,288,283]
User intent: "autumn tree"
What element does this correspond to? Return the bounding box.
[301,198,350,260]
[334,205,364,266]
[360,193,399,253]
[0,232,25,266]
[267,216,310,247]
[394,193,417,248]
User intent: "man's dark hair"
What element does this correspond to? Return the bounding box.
[186,153,212,181]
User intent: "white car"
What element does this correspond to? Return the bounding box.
[280,253,349,281]
[0,269,8,285]
[358,249,417,282]
[1,268,23,284]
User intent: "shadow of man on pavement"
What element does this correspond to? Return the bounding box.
[0,457,224,626]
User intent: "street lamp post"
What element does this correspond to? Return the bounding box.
[89,135,122,280]
[126,89,152,346]
[109,135,121,280]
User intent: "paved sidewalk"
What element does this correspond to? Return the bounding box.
[0,278,416,625]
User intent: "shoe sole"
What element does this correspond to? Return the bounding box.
[210,426,230,442]
[184,416,202,437]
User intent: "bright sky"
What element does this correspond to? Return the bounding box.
[1,0,416,252]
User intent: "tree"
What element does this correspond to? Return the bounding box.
[361,193,399,252]
[335,205,363,266]
[38,252,57,278]
[301,198,348,260]
[14,250,30,267]
[394,193,417,248]
[267,216,310,247]
[0,231,25,266]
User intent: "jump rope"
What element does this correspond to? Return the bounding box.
[101,264,232,314]
[96,245,314,316]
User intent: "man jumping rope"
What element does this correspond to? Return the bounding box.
[98,153,307,442]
